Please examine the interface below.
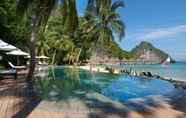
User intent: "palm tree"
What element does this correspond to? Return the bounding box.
[86,0,125,43]
[16,0,78,80]
[37,32,50,56]
[16,0,124,80]
[84,0,125,58]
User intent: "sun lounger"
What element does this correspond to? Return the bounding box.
[0,69,17,79]
[8,61,27,70]
[38,61,48,66]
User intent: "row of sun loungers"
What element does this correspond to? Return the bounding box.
[0,62,27,79]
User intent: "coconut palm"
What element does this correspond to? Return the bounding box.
[86,0,125,43]
[37,32,50,56]
[83,0,125,58]
[16,0,78,80]
[16,0,124,80]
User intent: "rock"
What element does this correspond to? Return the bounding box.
[146,72,153,77]
[154,75,161,78]
[139,72,147,77]
[160,76,165,80]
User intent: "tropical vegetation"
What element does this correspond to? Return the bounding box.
[0,0,136,80]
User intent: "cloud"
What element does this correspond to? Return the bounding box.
[130,24,186,41]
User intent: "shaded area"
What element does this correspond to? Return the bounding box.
[32,67,186,118]
[35,67,175,102]
[0,78,41,118]
[31,88,186,118]
[0,77,186,118]
[125,95,186,118]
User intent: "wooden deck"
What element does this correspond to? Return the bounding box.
[0,78,128,118]
[0,78,40,118]
[0,78,186,118]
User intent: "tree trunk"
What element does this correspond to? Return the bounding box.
[76,48,82,64]
[27,30,37,81]
[52,50,57,65]
[26,7,40,81]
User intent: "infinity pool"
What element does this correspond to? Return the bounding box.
[34,67,175,103]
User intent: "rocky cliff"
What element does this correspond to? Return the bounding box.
[131,41,173,63]
[90,41,174,64]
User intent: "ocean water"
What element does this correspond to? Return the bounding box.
[120,61,186,81]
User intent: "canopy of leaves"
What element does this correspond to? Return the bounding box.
[0,0,27,50]
[1,0,135,65]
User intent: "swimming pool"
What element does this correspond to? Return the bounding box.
[34,67,175,103]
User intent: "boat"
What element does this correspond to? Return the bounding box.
[161,57,171,65]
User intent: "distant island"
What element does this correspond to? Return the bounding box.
[90,41,174,64]
[131,41,175,64]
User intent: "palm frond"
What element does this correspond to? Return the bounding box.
[111,0,125,12]
[16,0,34,17]
[37,0,57,27]
[60,0,68,25]
[63,0,78,36]
[111,20,125,41]
[107,12,120,21]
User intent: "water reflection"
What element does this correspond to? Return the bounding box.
[34,67,100,101]
[34,67,175,102]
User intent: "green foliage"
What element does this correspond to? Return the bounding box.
[107,42,135,60]
[0,0,27,50]
[42,11,82,65]
[85,0,125,43]
[92,40,136,60]
[1,0,132,66]
[31,0,130,64]
[84,0,133,60]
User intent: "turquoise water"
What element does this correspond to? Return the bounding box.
[106,62,186,81]
[102,77,174,102]
[34,67,175,102]
[116,61,186,81]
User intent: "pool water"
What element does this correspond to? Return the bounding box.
[102,76,174,102]
[34,67,175,103]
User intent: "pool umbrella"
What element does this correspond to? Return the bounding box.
[6,49,29,56]
[0,39,8,46]
[26,55,49,59]
[37,55,49,59]
[6,50,29,65]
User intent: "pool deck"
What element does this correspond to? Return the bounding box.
[0,78,186,118]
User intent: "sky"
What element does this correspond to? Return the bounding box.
[76,0,186,60]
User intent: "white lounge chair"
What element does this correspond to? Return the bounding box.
[8,61,27,70]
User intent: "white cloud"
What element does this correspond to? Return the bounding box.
[130,24,186,41]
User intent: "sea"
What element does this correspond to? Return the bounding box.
[120,61,186,81]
